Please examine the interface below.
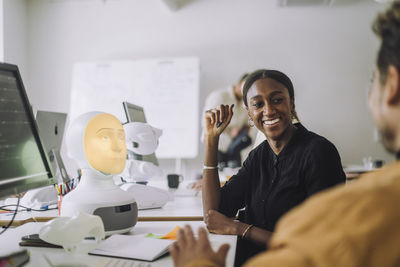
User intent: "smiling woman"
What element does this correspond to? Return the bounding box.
[246,77,295,151]
[201,69,346,265]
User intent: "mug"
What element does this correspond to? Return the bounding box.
[167,174,184,189]
[372,160,385,168]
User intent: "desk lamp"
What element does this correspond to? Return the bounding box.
[61,112,138,235]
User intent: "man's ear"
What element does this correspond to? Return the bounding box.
[384,65,400,105]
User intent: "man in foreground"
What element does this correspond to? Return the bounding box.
[170,1,400,266]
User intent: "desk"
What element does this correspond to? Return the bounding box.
[0,193,237,267]
[0,221,236,267]
[0,192,204,226]
[139,193,203,218]
[344,165,379,182]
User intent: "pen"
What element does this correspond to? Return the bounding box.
[65,182,70,193]
[77,169,82,181]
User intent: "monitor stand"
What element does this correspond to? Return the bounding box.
[49,148,69,183]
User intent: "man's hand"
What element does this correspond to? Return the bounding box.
[170,225,230,267]
[204,210,239,235]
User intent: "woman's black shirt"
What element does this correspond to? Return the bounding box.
[219,123,346,232]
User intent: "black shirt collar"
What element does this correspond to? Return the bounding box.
[269,122,307,158]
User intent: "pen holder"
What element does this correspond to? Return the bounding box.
[56,181,77,215]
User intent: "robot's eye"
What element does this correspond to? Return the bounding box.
[132,142,139,148]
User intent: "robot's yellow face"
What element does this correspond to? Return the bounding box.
[84,113,126,174]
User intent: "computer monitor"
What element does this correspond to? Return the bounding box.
[0,63,56,199]
[36,110,69,183]
[122,101,159,166]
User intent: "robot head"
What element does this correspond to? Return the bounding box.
[66,112,127,175]
[123,122,162,155]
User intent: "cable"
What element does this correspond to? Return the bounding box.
[0,204,57,212]
[0,194,20,235]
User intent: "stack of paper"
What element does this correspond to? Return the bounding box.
[90,234,174,262]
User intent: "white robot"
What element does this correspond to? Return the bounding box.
[61,112,138,235]
[122,122,163,182]
[120,122,171,210]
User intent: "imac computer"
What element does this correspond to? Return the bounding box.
[36,110,69,184]
[0,62,56,199]
[122,101,159,166]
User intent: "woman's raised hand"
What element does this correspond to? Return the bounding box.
[204,104,234,137]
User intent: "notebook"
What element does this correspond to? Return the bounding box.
[89,234,174,262]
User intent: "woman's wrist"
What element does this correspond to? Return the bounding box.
[234,222,254,238]
[225,220,240,236]
[204,135,219,167]
[234,221,246,236]
[205,134,219,146]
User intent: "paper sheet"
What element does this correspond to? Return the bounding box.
[90,234,174,262]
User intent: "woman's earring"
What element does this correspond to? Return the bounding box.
[248,118,254,127]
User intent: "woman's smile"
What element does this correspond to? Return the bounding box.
[262,117,280,127]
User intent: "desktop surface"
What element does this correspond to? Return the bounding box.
[0,185,203,225]
[0,201,235,267]
[0,221,236,267]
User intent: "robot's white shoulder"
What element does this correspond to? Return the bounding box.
[120,183,171,210]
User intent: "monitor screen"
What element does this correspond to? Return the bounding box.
[36,110,69,183]
[122,101,159,166]
[0,63,56,198]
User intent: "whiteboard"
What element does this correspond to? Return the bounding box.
[69,57,200,158]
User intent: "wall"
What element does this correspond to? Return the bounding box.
[22,0,392,179]
[0,0,3,61]
[3,0,28,86]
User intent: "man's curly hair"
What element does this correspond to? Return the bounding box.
[373,1,400,83]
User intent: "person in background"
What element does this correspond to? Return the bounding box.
[201,69,346,264]
[170,1,400,266]
[201,73,256,169]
